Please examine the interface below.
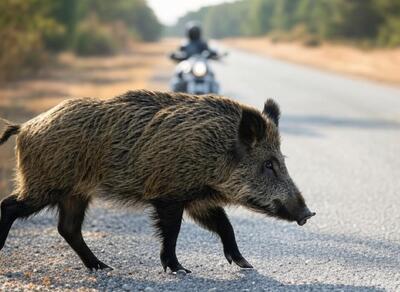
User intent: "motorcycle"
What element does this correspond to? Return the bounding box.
[170,51,226,95]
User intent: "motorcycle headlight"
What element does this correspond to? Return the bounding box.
[193,62,207,77]
[178,61,191,74]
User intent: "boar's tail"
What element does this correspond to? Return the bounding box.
[0,117,20,145]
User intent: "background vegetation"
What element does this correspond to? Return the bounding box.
[168,0,400,47]
[0,0,162,81]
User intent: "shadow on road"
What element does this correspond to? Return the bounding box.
[3,204,396,291]
[90,269,383,291]
[5,266,383,292]
[280,114,400,137]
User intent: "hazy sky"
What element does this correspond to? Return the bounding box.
[148,0,236,25]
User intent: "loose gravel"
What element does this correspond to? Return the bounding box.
[1,201,397,291]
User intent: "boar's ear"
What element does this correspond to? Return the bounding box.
[263,99,281,127]
[239,107,266,147]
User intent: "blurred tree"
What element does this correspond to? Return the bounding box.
[270,0,299,31]
[204,2,249,38]
[0,0,61,80]
[0,0,163,81]
[331,0,382,39]
[169,0,400,47]
[45,0,78,51]
[247,0,274,36]
[375,0,400,46]
[78,0,161,41]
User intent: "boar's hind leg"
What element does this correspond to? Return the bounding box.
[151,200,191,273]
[0,194,47,250]
[186,206,253,269]
[57,195,111,271]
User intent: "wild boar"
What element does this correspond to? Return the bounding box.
[0,90,315,272]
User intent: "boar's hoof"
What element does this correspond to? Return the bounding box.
[162,261,191,274]
[172,269,191,276]
[87,260,113,271]
[225,251,253,269]
[167,266,192,274]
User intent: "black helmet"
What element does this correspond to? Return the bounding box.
[186,21,201,41]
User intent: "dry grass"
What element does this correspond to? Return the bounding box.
[0,39,177,197]
[224,37,400,85]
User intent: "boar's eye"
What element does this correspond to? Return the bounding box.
[264,160,273,169]
[263,160,275,175]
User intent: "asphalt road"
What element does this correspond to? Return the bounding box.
[1,47,400,291]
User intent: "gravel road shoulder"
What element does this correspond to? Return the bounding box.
[0,201,391,291]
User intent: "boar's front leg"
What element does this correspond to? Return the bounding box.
[186,205,253,269]
[151,200,191,273]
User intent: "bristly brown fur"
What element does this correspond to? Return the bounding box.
[6,90,276,208]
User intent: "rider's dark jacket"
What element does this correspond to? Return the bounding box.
[172,39,217,61]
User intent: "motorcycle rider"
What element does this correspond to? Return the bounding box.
[170,22,218,92]
[170,22,217,61]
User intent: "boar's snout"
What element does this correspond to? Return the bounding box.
[273,194,315,226]
[296,207,316,226]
